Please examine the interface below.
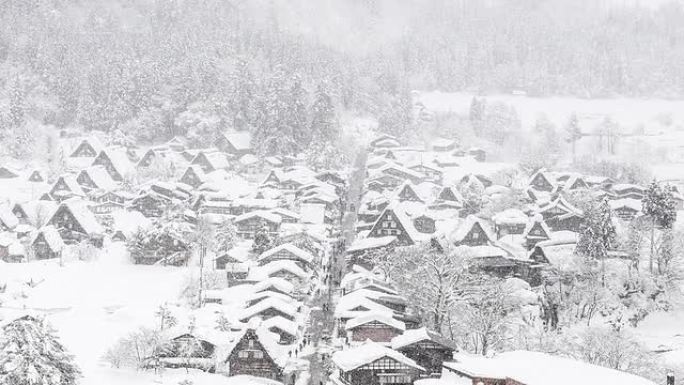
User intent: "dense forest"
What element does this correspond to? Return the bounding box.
[0,0,683,155]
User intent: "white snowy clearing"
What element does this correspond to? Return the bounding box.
[0,241,191,385]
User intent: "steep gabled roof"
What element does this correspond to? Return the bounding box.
[345,313,406,331]
[258,243,314,264]
[332,341,424,372]
[391,327,458,351]
[450,215,495,244]
[234,210,282,225]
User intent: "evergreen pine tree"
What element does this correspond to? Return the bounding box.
[309,83,337,145]
[0,316,81,385]
[286,74,310,151]
[232,59,255,132]
[642,180,677,273]
[252,225,273,255]
[469,96,485,135]
[565,112,582,161]
[576,199,617,285]
[8,76,25,129]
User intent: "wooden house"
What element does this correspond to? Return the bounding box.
[376,163,425,185]
[257,243,314,270]
[370,134,401,149]
[459,173,493,189]
[537,196,584,232]
[250,260,310,289]
[332,342,424,385]
[178,165,206,188]
[239,298,298,323]
[492,209,528,239]
[157,333,216,372]
[0,207,19,231]
[130,192,172,218]
[234,211,281,239]
[316,170,346,186]
[165,136,187,152]
[92,149,135,182]
[613,184,645,200]
[191,151,231,173]
[215,131,253,156]
[431,138,456,152]
[262,316,298,345]
[28,169,46,183]
[522,217,551,250]
[50,175,86,200]
[467,147,486,162]
[12,201,57,227]
[77,165,118,193]
[278,231,326,259]
[225,328,284,381]
[395,182,424,203]
[238,154,261,174]
[0,166,19,179]
[528,170,556,192]
[69,137,103,158]
[408,163,443,183]
[345,313,406,343]
[450,216,494,247]
[368,205,424,246]
[47,201,104,246]
[31,225,65,260]
[609,198,642,221]
[391,327,456,376]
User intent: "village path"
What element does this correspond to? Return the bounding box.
[303,148,368,385]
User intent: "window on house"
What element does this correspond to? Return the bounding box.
[238,351,249,358]
[472,231,479,239]
[248,340,255,348]
[253,351,263,359]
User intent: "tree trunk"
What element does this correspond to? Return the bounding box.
[649,218,655,273]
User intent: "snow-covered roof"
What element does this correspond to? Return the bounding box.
[223,131,252,151]
[239,154,259,165]
[52,199,104,235]
[492,209,528,226]
[449,215,495,244]
[262,316,298,337]
[269,207,301,221]
[444,351,656,385]
[299,203,325,225]
[345,313,406,331]
[258,243,314,264]
[32,225,65,252]
[609,198,642,212]
[249,260,310,281]
[332,341,425,372]
[97,148,135,177]
[52,175,86,197]
[239,297,298,322]
[431,138,456,148]
[347,236,397,253]
[252,277,295,295]
[522,215,551,239]
[234,210,282,224]
[391,327,457,351]
[0,206,19,230]
[79,165,118,191]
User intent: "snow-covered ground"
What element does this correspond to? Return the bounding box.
[0,242,189,385]
[417,91,684,132]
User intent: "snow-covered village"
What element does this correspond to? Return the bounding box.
[3,1,684,385]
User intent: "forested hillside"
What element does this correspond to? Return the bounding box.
[0,0,683,158]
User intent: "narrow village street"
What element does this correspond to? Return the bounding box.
[303,148,368,385]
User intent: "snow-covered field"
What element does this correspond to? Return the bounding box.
[417,91,684,132]
[0,242,189,385]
